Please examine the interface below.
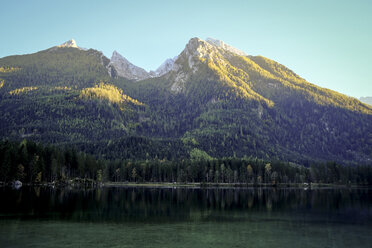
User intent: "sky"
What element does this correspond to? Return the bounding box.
[0,0,371,98]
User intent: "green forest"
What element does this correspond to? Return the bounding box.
[0,43,371,187]
[1,140,371,186]
[1,45,371,167]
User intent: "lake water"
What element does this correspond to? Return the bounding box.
[0,186,371,248]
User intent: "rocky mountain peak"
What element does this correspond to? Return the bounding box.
[167,38,217,93]
[182,37,246,59]
[109,50,150,81]
[111,50,128,63]
[184,37,215,59]
[206,37,246,56]
[58,39,78,48]
[150,56,178,77]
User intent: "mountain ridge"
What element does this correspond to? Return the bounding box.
[0,37,371,165]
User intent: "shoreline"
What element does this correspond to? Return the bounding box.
[2,181,371,189]
[101,182,371,189]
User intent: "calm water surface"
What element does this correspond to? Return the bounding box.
[0,186,371,248]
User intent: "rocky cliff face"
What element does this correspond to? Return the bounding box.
[109,51,150,81]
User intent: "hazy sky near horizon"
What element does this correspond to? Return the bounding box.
[1,0,371,98]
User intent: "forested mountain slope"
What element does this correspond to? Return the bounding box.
[116,38,372,164]
[0,38,371,165]
[0,44,142,144]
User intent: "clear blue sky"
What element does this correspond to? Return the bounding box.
[1,0,371,98]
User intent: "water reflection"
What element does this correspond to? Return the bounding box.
[0,187,371,223]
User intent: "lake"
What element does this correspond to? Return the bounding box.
[0,186,371,248]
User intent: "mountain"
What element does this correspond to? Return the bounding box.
[0,40,142,144]
[150,57,177,77]
[109,51,150,81]
[57,39,79,48]
[206,37,247,56]
[119,37,372,164]
[109,51,177,80]
[0,38,371,165]
[360,97,372,106]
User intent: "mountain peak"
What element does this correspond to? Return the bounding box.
[206,37,246,56]
[182,37,246,59]
[149,56,178,77]
[109,50,150,81]
[185,37,211,51]
[58,39,78,48]
[182,37,215,62]
[111,50,128,62]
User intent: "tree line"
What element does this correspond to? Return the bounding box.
[0,140,371,186]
